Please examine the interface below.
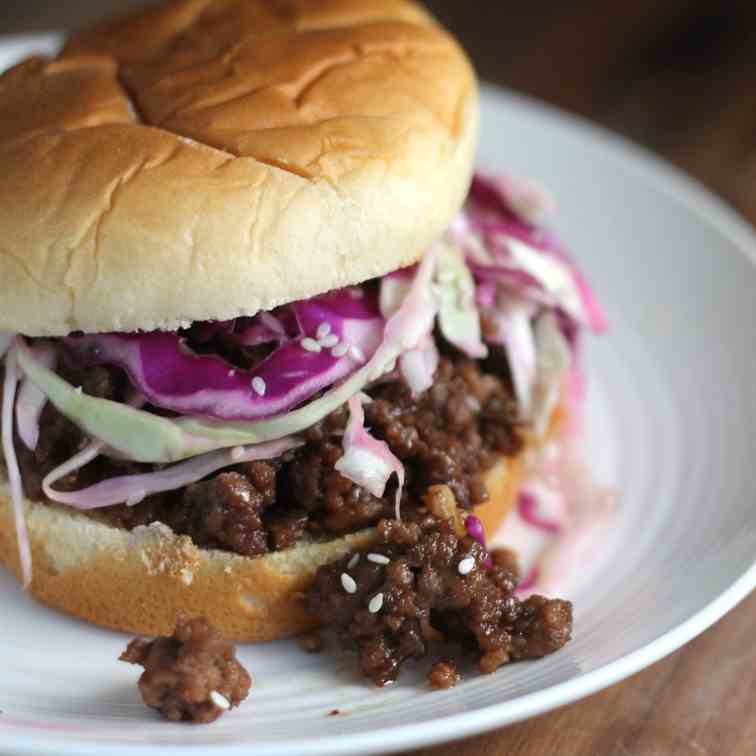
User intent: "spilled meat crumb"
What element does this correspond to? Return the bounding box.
[120,614,251,723]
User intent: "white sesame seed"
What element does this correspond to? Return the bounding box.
[349,345,366,362]
[316,322,332,340]
[209,691,230,710]
[341,573,357,594]
[231,446,246,461]
[301,338,322,353]
[320,334,339,348]
[251,376,267,396]
[367,553,390,565]
[458,557,475,576]
[347,553,360,570]
[465,396,481,412]
[368,593,384,614]
[227,369,236,377]
[331,342,350,358]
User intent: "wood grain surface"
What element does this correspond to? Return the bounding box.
[3,2,756,755]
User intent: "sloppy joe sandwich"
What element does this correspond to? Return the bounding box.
[0,0,604,642]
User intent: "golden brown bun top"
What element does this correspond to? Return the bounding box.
[0,0,478,336]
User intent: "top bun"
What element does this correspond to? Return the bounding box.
[0,0,478,336]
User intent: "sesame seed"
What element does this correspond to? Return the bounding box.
[251,376,267,396]
[341,573,357,594]
[331,342,350,358]
[316,322,332,340]
[458,557,475,576]
[301,338,322,353]
[349,345,366,362]
[227,369,236,377]
[465,396,481,412]
[231,446,246,461]
[367,553,390,565]
[320,334,339,348]
[209,691,230,710]
[347,554,360,570]
[368,593,384,614]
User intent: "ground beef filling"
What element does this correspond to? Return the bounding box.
[17,345,522,558]
[120,614,251,723]
[429,660,461,690]
[306,510,573,687]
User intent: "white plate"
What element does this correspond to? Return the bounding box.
[2,33,756,756]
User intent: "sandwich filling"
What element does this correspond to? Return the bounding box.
[0,174,605,588]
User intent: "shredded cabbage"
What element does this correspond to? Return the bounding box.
[335,394,405,519]
[531,311,572,437]
[1,343,32,587]
[379,263,441,396]
[480,173,556,223]
[64,290,384,421]
[378,275,411,320]
[0,333,15,360]
[43,438,301,509]
[16,342,56,451]
[436,242,487,359]
[16,339,203,463]
[457,175,606,333]
[399,334,439,396]
[42,441,105,499]
[484,296,537,416]
[517,490,562,534]
[510,440,617,598]
[176,244,441,448]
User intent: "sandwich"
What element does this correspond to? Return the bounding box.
[0,0,604,641]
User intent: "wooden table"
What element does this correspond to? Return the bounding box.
[3,2,756,754]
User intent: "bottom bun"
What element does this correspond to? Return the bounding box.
[0,448,536,641]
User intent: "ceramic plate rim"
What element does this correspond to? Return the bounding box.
[1,35,756,753]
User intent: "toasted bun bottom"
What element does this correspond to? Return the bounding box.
[0,451,527,642]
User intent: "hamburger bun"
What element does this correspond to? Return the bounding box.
[0,0,478,337]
